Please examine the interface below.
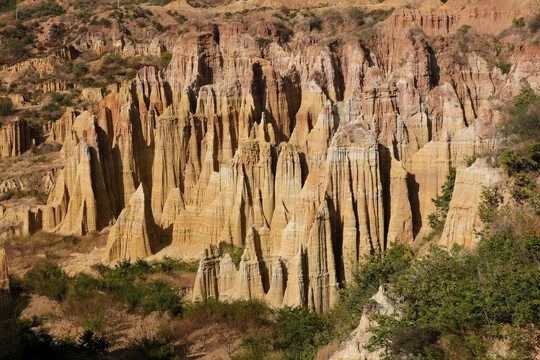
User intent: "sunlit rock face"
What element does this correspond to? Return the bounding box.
[28,2,539,312]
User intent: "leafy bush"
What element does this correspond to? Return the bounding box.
[513,83,538,109]
[78,329,109,354]
[61,235,78,245]
[72,63,88,78]
[428,168,456,229]
[141,280,182,316]
[273,306,330,359]
[477,186,503,223]
[0,97,13,116]
[24,262,69,301]
[500,143,540,175]
[496,60,512,74]
[513,17,526,28]
[18,0,65,20]
[0,0,16,13]
[152,256,198,273]
[152,20,166,32]
[232,335,272,360]
[500,84,540,140]
[24,259,185,316]
[366,230,540,359]
[500,149,523,174]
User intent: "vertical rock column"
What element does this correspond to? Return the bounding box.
[0,118,31,157]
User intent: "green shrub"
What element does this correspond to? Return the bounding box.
[525,141,540,170]
[308,16,323,31]
[500,149,523,174]
[500,84,540,140]
[152,20,165,32]
[428,168,456,229]
[365,230,540,359]
[513,83,538,109]
[11,318,109,358]
[457,24,471,34]
[141,280,181,316]
[0,0,16,13]
[24,262,68,301]
[67,272,102,301]
[496,60,512,74]
[477,186,503,224]
[0,97,13,116]
[232,335,271,360]
[513,17,526,28]
[152,256,198,273]
[273,306,329,359]
[72,63,88,78]
[18,0,65,20]
[61,235,78,245]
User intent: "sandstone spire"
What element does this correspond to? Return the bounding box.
[105,184,159,262]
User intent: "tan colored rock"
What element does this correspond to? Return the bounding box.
[330,286,396,360]
[233,225,266,300]
[80,88,104,103]
[0,118,31,157]
[192,246,221,302]
[43,79,68,93]
[0,249,9,302]
[7,93,26,109]
[439,159,504,249]
[387,159,414,245]
[105,184,159,262]
[305,200,338,313]
[0,178,23,195]
[160,188,185,229]
[23,3,539,312]
[22,207,42,236]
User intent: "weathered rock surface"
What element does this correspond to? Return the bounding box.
[439,159,504,249]
[3,2,538,311]
[105,184,159,262]
[329,286,396,360]
[0,118,31,158]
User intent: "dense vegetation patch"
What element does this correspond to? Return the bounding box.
[18,0,65,21]
[22,258,198,316]
[0,97,14,116]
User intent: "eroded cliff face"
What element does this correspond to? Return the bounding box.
[0,118,31,158]
[9,3,538,311]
